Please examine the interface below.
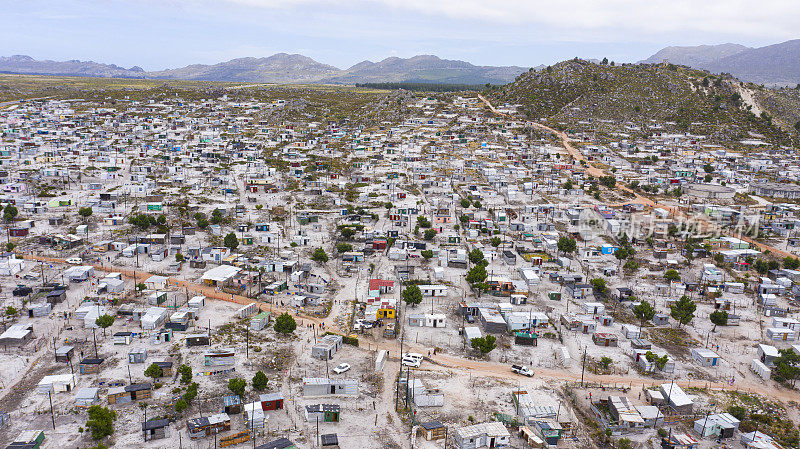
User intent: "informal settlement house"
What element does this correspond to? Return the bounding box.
[453,422,510,449]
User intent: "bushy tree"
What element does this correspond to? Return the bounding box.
[95,314,114,336]
[710,310,728,332]
[633,301,656,327]
[312,248,329,263]
[252,371,269,391]
[78,206,93,221]
[466,264,487,286]
[274,312,297,334]
[336,242,353,253]
[589,278,607,294]
[423,229,437,241]
[468,248,485,264]
[402,284,423,306]
[470,335,496,354]
[784,257,800,270]
[174,398,188,412]
[3,204,18,223]
[773,348,800,386]
[86,405,117,440]
[144,363,163,381]
[460,198,471,208]
[417,216,431,228]
[557,236,576,255]
[228,377,247,397]
[490,236,501,247]
[223,232,239,250]
[178,364,192,384]
[420,250,434,260]
[663,269,680,282]
[670,295,696,327]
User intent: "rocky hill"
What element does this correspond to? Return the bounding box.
[491,59,799,145]
[642,40,800,86]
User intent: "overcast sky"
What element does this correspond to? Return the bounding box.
[2,0,798,70]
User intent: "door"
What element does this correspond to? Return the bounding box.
[490,437,496,447]
[330,386,336,394]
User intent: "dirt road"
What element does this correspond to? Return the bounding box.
[19,253,800,406]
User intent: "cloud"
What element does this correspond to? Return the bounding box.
[217,0,800,41]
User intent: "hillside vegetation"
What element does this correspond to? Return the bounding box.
[491,59,800,146]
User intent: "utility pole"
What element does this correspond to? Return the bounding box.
[48,390,56,429]
[92,327,98,358]
[580,346,587,387]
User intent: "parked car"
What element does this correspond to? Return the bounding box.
[65,257,82,265]
[511,364,534,377]
[332,363,351,374]
[22,274,39,281]
[401,353,423,368]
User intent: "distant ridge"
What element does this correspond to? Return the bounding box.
[641,40,800,86]
[0,53,528,85]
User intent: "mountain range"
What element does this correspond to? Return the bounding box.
[641,39,800,86]
[0,53,527,85]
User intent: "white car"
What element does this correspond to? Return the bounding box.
[65,257,82,265]
[401,353,424,368]
[332,363,351,374]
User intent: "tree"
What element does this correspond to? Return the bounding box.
[223,232,239,250]
[632,301,655,328]
[336,242,353,253]
[176,253,185,262]
[174,398,188,412]
[5,242,14,252]
[423,229,437,241]
[5,305,18,317]
[670,295,696,327]
[599,175,616,189]
[710,310,728,332]
[417,216,431,228]
[311,248,329,263]
[228,377,247,397]
[460,198,471,208]
[402,284,423,307]
[470,335,496,354]
[178,364,192,384]
[472,201,481,209]
[466,264,487,286]
[144,363,163,381]
[274,312,297,334]
[703,163,714,173]
[252,371,269,391]
[704,174,712,183]
[210,208,224,224]
[663,269,680,282]
[589,278,607,294]
[3,204,17,223]
[196,217,209,229]
[468,248,485,265]
[600,356,613,369]
[95,314,114,336]
[420,250,434,260]
[754,258,769,274]
[86,405,117,440]
[340,227,355,240]
[459,214,469,225]
[557,236,577,255]
[773,348,800,386]
[784,257,800,270]
[78,206,93,222]
[490,236,501,247]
